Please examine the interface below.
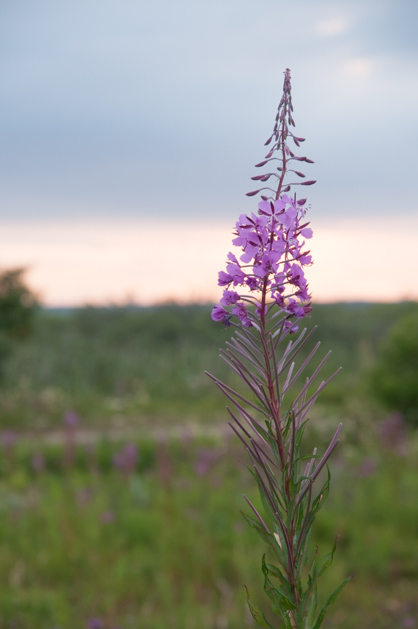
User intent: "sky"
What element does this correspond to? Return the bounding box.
[1,0,418,305]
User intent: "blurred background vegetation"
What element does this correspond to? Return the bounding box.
[0,267,417,628]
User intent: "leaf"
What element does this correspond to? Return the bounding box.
[264,562,291,593]
[312,574,353,629]
[245,586,275,627]
[247,466,280,526]
[241,511,272,547]
[304,585,318,627]
[262,555,296,614]
[303,537,339,601]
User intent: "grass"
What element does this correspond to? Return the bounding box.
[1,301,418,431]
[0,302,418,627]
[0,432,417,628]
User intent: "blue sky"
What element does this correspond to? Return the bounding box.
[1,1,418,305]
[1,0,417,224]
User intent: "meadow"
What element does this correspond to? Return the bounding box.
[0,302,418,628]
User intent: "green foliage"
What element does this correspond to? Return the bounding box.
[0,296,414,464]
[0,268,38,339]
[0,301,416,431]
[0,437,417,627]
[0,268,38,376]
[369,306,418,425]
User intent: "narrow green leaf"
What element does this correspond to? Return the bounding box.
[247,466,281,526]
[241,511,272,546]
[262,555,297,616]
[264,562,291,592]
[312,574,354,629]
[245,585,275,627]
[304,585,318,628]
[262,556,294,601]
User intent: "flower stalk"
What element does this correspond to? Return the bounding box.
[207,69,352,628]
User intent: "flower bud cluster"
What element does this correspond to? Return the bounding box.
[211,193,313,328]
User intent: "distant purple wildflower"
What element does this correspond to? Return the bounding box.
[100,510,116,525]
[194,447,220,476]
[63,410,80,428]
[113,442,139,476]
[378,412,407,455]
[1,429,16,448]
[356,457,376,478]
[32,452,46,473]
[87,619,104,629]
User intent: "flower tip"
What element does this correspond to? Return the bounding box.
[246,189,260,197]
[301,180,316,186]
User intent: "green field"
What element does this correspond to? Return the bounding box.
[0,303,417,628]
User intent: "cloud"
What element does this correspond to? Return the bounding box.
[343,56,373,78]
[314,17,350,36]
[0,0,417,227]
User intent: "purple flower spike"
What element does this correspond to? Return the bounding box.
[207,69,349,629]
[212,69,315,330]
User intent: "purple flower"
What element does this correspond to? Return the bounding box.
[300,227,313,239]
[218,270,233,286]
[231,302,252,327]
[211,305,231,325]
[220,290,240,306]
[226,261,246,285]
[280,207,298,230]
[284,320,299,334]
[246,276,259,290]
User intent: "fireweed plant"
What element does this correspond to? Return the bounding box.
[207,69,352,628]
